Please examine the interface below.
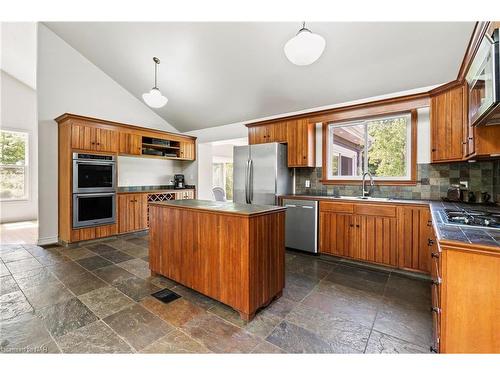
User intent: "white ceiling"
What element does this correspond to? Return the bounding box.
[44,22,475,132]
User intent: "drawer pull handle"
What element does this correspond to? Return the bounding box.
[428,238,435,246]
[431,306,441,314]
[431,277,441,286]
[431,252,440,259]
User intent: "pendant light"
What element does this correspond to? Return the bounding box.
[142,57,168,108]
[284,22,326,66]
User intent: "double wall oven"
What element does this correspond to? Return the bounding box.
[72,153,116,228]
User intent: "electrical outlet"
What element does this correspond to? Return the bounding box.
[305,180,310,188]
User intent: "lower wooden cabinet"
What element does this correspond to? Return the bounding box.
[319,200,430,273]
[118,193,148,233]
[71,224,117,242]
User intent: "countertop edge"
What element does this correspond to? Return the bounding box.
[148,201,287,217]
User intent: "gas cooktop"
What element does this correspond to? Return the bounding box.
[444,208,500,229]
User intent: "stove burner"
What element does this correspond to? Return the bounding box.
[444,208,500,229]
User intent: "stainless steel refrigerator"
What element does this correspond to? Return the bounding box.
[233,143,293,205]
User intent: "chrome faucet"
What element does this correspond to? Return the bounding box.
[362,172,374,198]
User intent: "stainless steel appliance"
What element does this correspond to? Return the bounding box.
[73,153,116,193]
[442,208,500,230]
[282,199,318,253]
[446,184,463,202]
[466,29,500,126]
[73,192,116,228]
[174,174,185,189]
[233,143,292,205]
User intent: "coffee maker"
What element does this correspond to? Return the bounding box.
[174,174,185,189]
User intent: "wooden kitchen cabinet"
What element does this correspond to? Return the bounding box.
[118,132,142,155]
[179,141,196,160]
[430,85,466,162]
[118,193,148,233]
[319,210,354,257]
[286,119,315,167]
[396,205,433,273]
[474,125,500,157]
[175,190,194,199]
[71,122,118,152]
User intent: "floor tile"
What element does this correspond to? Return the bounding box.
[0,275,20,296]
[286,303,370,352]
[286,255,333,281]
[92,264,135,285]
[148,275,178,289]
[114,276,161,301]
[60,247,96,260]
[5,258,43,275]
[25,245,53,258]
[0,291,33,321]
[141,329,211,353]
[302,285,381,328]
[117,258,150,279]
[35,252,71,267]
[103,304,173,351]
[120,245,149,258]
[47,261,87,281]
[85,243,117,255]
[22,281,74,310]
[383,274,431,309]
[78,286,134,318]
[266,320,338,353]
[13,267,59,290]
[0,262,10,277]
[56,320,133,353]
[171,285,218,310]
[324,263,389,295]
[100,250,134,264]
[0,248,33,263]
[126,237,149,247]
[76,255,112,271]
[141,296,208,328]
[365,330,429,354]
[36,297,98,337]
[181,313,262,353]
[283,272,319,302]
[251,341,285,353]
[0,312,52,353]
[264,296,297,319]
[62,271,108,296]
[373,297,433,348]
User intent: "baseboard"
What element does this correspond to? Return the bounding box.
[37,236,59,246]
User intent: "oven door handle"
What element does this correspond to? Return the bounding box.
[75,160,116,165]
[74,192,116,197]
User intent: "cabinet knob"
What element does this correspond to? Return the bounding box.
[431,148,436,152]
[431,278,441,286]
[468,137,473,140]
[428,238,434,246]
[462,141,467,145]
[431,252,440,259]
[349,224,354,227]
[356,224,360,228]
[430,346,438,353]
[430,306,441,314]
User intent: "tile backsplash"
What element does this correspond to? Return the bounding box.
[295,160,500,203]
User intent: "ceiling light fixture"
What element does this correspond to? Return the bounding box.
[142,57,168,108]
[284,22,326,66]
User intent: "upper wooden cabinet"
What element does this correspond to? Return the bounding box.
[179,141,196,160]
[71,122,118,153]
[119,132,142,155]
[430,85,467,162]
[247,119,315,167]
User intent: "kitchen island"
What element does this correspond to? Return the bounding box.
[148,199,286,320]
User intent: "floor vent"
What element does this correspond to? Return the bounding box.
[151,288,181,304]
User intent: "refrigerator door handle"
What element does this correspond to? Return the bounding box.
[245,159,250,204]
[248,159,254,204]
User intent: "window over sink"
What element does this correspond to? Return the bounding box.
[325,111,416,184]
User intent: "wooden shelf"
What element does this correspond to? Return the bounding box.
[140,153,187,161]
[142,142,180,150]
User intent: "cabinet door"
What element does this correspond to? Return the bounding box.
[71,123,95,150]
[119,132,142,155]
[118,194,133,233]
[396,206,432,273]
[319,211,353,256]
[431,85,465,162]
[268,121,288,143]
[287,119,315,167]
[180,141,195,160]
[95,128,118,152]
[357,214,398,267]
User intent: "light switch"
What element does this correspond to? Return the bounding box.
[305,180,310,188]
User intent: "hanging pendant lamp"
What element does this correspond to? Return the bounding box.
[284,22,326,66]
[143,57,168,108]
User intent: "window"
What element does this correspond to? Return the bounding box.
[212,162,233,200]
[326,113,413,182]
[0,130,29,201]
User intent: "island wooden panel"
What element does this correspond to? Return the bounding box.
[148,204,285,320]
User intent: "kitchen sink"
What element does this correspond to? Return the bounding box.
[355,196,393,201]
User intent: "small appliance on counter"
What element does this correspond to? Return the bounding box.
[174,174,185,189]
[446,184,464,202]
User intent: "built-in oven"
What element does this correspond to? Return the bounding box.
[73,192,116,228]
[466,29,499,126]
[73,153,116,193]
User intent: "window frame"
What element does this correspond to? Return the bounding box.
[0,128,30,202]
[321,110,417,185]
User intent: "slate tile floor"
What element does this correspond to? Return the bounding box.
[0,233,432,354]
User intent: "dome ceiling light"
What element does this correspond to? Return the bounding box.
[284,22,326,66]
[142,57,168,108]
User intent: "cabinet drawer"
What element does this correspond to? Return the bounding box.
[354,204,396,217]
[319,201,354,213]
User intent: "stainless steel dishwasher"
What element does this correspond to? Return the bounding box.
[282,198,318,253]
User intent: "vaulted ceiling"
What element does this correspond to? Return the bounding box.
[45,22,475,132]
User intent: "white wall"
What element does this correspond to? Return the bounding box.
[117,156,182,186]
[196,143,214,200]
[0,23,38,224]
[37,24,182,245]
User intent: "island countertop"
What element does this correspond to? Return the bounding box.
[148,199,286,217]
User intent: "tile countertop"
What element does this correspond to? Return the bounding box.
[117,185,195,193]
[148,199,286,217]
[280,194,500,249]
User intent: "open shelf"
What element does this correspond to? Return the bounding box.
[142,136,181,158]
[142,142,180,150]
